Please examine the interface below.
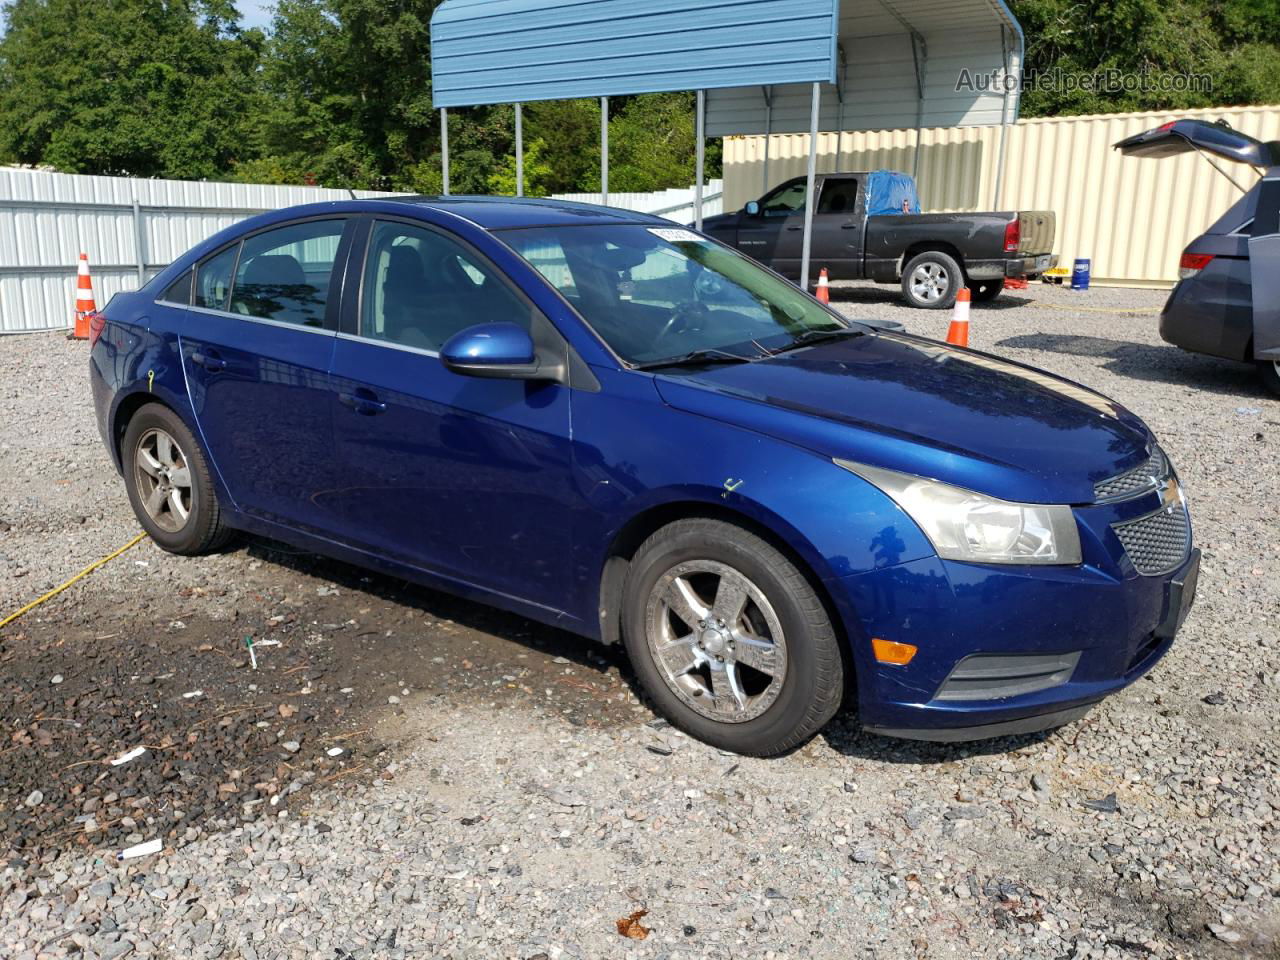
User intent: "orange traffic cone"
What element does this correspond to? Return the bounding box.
[815,267,831,304]
[70,254,96,340]
[946,287,971,347]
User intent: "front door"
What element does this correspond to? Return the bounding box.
[737,179,809,276]
[324,217,578,613]
[180,218,349,534]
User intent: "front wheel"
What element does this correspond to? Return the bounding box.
[1259,360,1280,398]
[902,251,963,309]
[621,519,844,756]
[122,403,232,555]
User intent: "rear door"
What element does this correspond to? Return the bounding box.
[323,216,578,610]
[810,178,863,278]
[181,218,351,534]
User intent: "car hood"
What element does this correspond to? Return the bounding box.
[652,332,1153,505]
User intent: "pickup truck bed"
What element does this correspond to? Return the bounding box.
[701,172,1058,309]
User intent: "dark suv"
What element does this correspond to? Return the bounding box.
[1117,119,1280,396]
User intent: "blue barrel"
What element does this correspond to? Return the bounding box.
[1071,258,1091,291]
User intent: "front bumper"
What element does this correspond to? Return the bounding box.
[827,495,1198,742]
[966,254,1058,281]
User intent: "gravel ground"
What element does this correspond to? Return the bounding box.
[1,281,1278,959]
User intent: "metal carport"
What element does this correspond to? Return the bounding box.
[430,0,1023,289]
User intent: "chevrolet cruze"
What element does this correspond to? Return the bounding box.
[89,197,1200,756]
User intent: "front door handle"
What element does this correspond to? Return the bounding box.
[190,350,227,372]
[786,225,803,232]
[840,223,860,230]
[339,389,388,416]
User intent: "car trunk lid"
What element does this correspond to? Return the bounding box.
[1114,119,1279,167]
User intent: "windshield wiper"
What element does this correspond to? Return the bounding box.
[771,327,866,355]
[632,348,760,371]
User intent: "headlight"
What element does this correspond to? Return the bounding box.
[836,460,1082,565]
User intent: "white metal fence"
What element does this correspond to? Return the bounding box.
[0,169,724,334]
[0,169,400,334]
[552,179,724,225]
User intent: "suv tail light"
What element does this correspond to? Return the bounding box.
[1179,253,1214,280]
[88,311,106,347]
[1004,219,1021,254]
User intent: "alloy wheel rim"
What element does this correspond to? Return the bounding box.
[910,263,949,302]
[134,428,193,533]
[644,560,787,723]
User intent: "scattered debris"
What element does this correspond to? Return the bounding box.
[327,747,344,758]
[109,746,147,766]
[117,838,163,861]
[1203,691,1227,706]
[182,690,203,699]
[616,909,650,940]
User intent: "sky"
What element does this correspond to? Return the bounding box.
[239,0,274,29]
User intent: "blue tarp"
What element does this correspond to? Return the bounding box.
[865,171,922,216]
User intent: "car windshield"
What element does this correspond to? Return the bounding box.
[500,224,853,365]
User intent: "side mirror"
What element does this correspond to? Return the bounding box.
[441,322,545,380]
[744,200,761,217]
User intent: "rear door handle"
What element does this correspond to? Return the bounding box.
[786,226,803,232]
[840,223,859,230]
[339,389,388,416]
[190,350,227,372]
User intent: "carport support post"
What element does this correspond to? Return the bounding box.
[799,82,820,293]
[762,86,773,194]
[441,108,451,196]
[601,97,609,205]
[515,103,524,197]
[695,89,706,231]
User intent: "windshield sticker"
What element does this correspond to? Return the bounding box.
[649,227,706,244]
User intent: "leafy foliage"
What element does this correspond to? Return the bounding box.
[1,0,1278,186]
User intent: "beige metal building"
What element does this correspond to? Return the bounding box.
[722,103,1280,288]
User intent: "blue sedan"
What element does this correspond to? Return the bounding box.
[89,197,1199,756]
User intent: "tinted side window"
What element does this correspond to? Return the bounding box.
[362,220,531,352]
[195,245,238,310]
[230,220,346,328]
[159,269,193,305]
[818,180,860,215]
[762,181,807,217]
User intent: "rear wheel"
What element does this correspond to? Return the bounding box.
[1260,360,1280,398]
[621,518,843,757]
[902,251,963,309]
[122,404,232,555]
[971,279,1005,302]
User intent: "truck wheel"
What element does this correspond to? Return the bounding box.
[972,279,1005,302]
[1259,360,1280,398]
[902,251,963,309]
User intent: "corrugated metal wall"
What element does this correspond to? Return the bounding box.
[0,169,397,333]
[722,103,1280,286]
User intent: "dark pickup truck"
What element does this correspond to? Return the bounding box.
[701,171,1058,309]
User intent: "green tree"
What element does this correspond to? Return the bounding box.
[0,0,264,178]
[1011,0,1280,116]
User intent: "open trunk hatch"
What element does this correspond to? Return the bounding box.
[1114,119,1279,167]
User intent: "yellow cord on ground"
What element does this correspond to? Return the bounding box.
[0,532,149,630]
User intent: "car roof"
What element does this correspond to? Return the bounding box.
[378,195,673,230]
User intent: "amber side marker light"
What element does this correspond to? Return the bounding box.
[872,638,918,666]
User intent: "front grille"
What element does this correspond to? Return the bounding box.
[1095,448,1168,502]
[1113,504,1191,576]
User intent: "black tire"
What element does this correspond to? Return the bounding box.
[971,278,1005,302]
[621,518,843,757]
[121,403,233,555]
[901,250,964,310]
[1259,360,1280,398]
